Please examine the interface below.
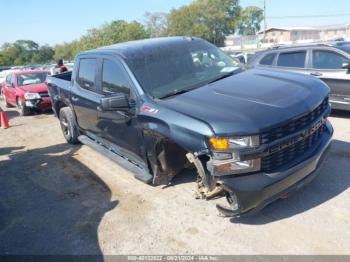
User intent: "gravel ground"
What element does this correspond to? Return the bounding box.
[0,100,349,255]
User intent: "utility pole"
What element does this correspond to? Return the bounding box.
[263,0,267,40]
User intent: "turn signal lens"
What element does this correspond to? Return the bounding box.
[209,138,229,150]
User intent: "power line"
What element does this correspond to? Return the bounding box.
[268,13,350,19]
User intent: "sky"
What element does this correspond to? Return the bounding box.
[0,0,350,46]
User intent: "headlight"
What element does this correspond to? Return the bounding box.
[208,158,261,176]
[24,92,41,100]
[208,135,261,176]
[209,136,259,151]
[229,136,259,148]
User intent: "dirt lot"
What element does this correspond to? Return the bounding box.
[0,99,350,255]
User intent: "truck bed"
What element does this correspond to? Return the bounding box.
[47,71,72,116]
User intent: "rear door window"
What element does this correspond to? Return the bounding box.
[260,53,276,65]
[277,51,306,68]
[77,58,97,92]
[312,50,349,70]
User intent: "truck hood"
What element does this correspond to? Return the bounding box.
[158,69,330,135]
[19,83,48,93]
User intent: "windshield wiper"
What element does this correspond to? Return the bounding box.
[158,89,193,99]
[207,71,237,85]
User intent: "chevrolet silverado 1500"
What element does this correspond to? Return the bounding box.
[48,37,333,217]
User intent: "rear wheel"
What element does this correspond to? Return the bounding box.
[59,107,79,144]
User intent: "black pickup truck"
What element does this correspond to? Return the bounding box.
[48,37,333,217]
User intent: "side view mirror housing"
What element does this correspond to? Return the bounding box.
[342,62,350,70]
[100,93,130,111]
[7,82,14,88]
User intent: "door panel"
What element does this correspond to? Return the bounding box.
[97,57,144,163]
[311,49,350,101]
[72,87,102,134]
[5,74,16,105]
[71,58,102,135]
[318,73,350,98]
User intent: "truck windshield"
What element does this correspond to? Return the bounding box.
[17,73,47,86]
[126,40,240,99]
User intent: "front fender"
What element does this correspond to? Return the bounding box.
[139,104,214,154]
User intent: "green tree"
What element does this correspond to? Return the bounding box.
[54,19,149,61]
[32,45,55,64]
[168,0,241,45]
[54,41,79,61]
[144,12,168,37]
[238,6,263,35]
[0,40,53,66]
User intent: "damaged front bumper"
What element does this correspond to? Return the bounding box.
[212,121,333,218]
[23,97,52,110]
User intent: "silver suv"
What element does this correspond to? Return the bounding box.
[248,41,350,111]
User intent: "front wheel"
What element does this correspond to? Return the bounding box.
[2,93,12,108]
[59,107,79,144]
[17,99,31,116]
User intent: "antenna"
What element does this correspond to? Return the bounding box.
[263,0,267,41]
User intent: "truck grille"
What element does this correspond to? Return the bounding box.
[261,124,326,173]
[261,97,329,173]
[261,97,329,144]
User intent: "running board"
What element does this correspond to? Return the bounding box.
[78,135,153,184]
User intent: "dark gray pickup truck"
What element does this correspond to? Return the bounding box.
[48,37,333,217]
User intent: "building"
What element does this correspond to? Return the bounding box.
[318,24,350,41]
[223,23,350,51]
[257,24,350,43]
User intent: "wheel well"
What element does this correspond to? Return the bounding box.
[55,101,68,116]
[146,136,189,185]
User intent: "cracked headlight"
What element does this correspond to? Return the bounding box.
[229,136,260,148]
[24,92,41,100]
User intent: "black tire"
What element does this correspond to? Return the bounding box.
[17,99,31,116]
[59,107,79,144]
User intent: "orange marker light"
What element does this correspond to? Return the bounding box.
[209,138,229,151]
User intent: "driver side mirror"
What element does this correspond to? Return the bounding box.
[100,93,130,111]
[342,62,350,70]
[7,82,14,88]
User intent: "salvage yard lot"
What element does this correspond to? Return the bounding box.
[0,99,350,255]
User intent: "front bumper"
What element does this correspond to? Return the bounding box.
[216,121,333,217]
[24,97,52,110]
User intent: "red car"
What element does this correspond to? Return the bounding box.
[1,70,51,116]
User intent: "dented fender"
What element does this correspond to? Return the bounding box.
[137,102,215,185]
[139,103,214,154]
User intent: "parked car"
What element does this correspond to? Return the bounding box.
[2,70,51,115]
[48,37,333,217]
[248,41,350,111]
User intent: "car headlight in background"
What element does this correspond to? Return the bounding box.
[24,92,41,100]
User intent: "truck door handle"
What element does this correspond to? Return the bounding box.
[72,96,79,102]
[310,72,323,77]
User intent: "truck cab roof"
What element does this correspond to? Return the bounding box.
[80,36,200,59]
